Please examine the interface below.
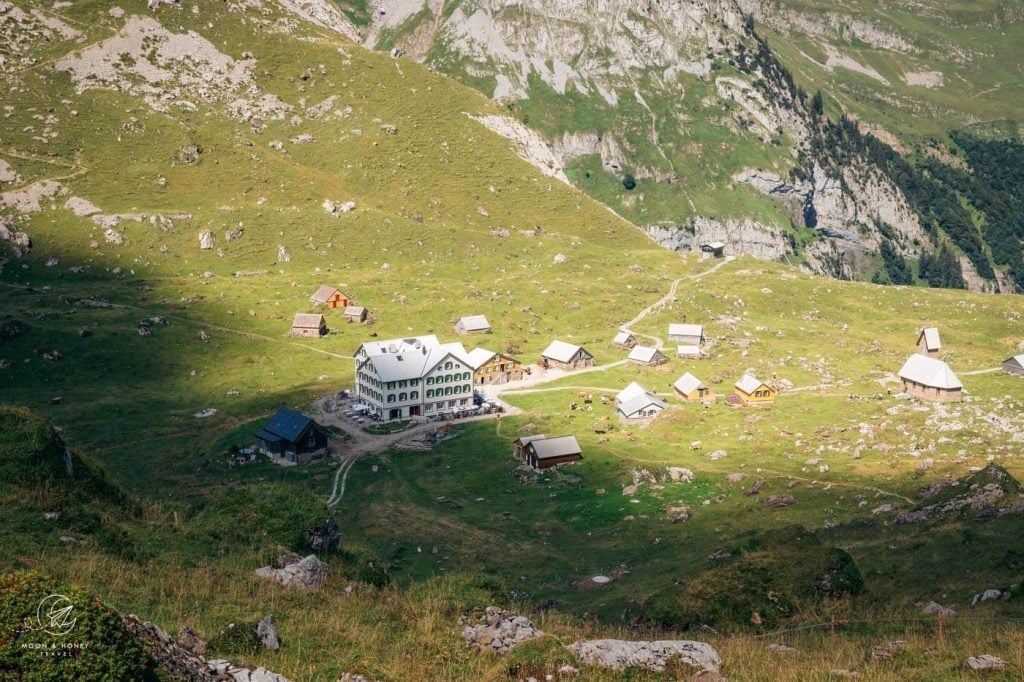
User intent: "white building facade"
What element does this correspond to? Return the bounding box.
[354,336,475,421]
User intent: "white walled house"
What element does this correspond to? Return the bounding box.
[354,336,475,420]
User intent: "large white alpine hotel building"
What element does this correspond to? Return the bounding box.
[354,335,475,421]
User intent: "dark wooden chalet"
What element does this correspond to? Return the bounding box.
[254,407,328,464]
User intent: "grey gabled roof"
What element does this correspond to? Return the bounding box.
[735,374,767,395]
[456,314,491,331]
[310,285,342,303]
[1005,355,1024,368]
[542,340,589,363]
[627,345,664,363]
[528,435,582,459]
[674,372,706,395]
[918,326,941,351]
[362,342,472,383]
[616,381,650,405]
[668,323,704,338]
[899,353,962,390]
[612,331,635,344]
[344,305,366,316]
[515,434,547,446]
[618,394,667,418]
[357,335,440,358]
[292,313,325,328]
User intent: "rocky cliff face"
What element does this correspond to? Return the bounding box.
[645,217,792,261]
[342,0,1010,292]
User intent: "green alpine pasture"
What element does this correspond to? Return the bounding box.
[2,1,1024,680]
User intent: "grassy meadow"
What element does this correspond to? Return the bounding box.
[1,1,1024,680]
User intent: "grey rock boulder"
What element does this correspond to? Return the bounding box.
[257,615,280,651]
[966,654,1006,671]
[566,639,721,673]
[255,555,330,589]
[921,601,957,617]
[459,607,543,655]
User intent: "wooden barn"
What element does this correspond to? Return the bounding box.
[254,407,328,464]
[467,348,524,385]
[1004,355,1024,377]
[343,305,368,323]
[523,435,582,470]
[734,374,775,406]
[291,313,327,337]
[454,315,492,335]
[540,340,594,370]
[668,323,705,346]
[674,372,714,402]
[627,345,668,366]
[612,331,637,349]
[917,327,942,357]
[310,285,350,309]
[898,353,963,402]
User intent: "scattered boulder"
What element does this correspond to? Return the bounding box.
[971,589,1007,606]
[199,231,214,250]
[725,473,745,484]
[921,601,956,617]
[744,479,765,496]
[207,658,291,681]
[767,643,799,653]
[254,554,330,589]
[175,144,202,166]
[257,615,280,651]
[177,626,207,656]
[306,518,341,553]
[459,607,543,655]
[762,495,795,508]
[966,655,1006,671]
[276,245,291,262]
[666,504,691,523]
[707,450,727,461]
[666,467,694,483]
[871,640,904,661]
[553,253,567,264]
[566,639,721,673]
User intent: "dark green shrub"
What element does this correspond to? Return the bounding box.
[0,572,156,681]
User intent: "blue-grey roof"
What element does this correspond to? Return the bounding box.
[262,408,317,443]
[254,429,283,443]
